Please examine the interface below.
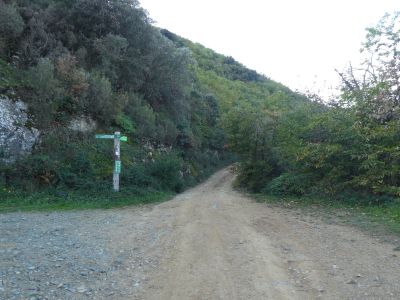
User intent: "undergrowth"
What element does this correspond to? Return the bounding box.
[254,193,400,236]
[0,186,173,212]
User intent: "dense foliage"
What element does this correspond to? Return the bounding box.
[161,31,311,192]
[2,0,397,207]
[0,0,234,195]
[218,12,400,201]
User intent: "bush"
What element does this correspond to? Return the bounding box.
[149,154,184,192]
[124,94,157,140]
[0,2,24,56]
[86,72,123,125]
[236,160,279,192]
[115,113,136,134]
[0,58,20,89]
[262,173,314,196]
[59,150,98,190]
[332,190,398,206]
[26,58,65,127]
[8,155,60,190]
[123,164,159,189]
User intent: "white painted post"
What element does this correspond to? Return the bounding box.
[96,132,127,192]
[113,131,121,192]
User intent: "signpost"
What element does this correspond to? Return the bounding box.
[95,131,128,192]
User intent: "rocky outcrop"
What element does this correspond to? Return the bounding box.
[68,115,97,133]
[0,96,39,164]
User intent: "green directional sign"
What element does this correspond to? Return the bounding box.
[96,134,128,141]
[115,160,121,174]
[95,134,114,139]
[95,131,129,192]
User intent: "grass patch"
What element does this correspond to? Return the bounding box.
[0,161,232,213]
[0,187,173,212]
[254,193,400,236]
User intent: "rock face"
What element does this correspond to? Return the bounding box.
[0,96,39,163]
[68,115,97,133]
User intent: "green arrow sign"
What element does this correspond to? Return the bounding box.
[96,134,128,141]
[95,134,114,139]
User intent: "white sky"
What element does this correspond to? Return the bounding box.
[139,0,399,98]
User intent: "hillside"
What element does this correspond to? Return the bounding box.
[2,1,398,212]
[162,18,400,203]
[160,29,308,114]
[0,0,306,209]
[2,3,400,299]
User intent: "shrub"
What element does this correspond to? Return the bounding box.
[0,2,24,56]
[0,58,21,89]
[262,173,314,196]
[86,72,122,125]
[9,155,60,190]
[26,58,65,127]
[149,154,183,192]
[115,113,136,134]
[236,160,279,192]
[123,164,159,189]
[59,150,98,190]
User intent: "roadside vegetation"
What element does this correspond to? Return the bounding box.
[1,0,399,230]
[254,193,400,237]
[0,0,298,211]
[0,186,172,212]
[223,12,400,234]
[0,0,238,210]
[222,13,400,200]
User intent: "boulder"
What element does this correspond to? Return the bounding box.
[0,96,39,164]
[68,115,97,133]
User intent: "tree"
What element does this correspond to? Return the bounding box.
[338,12,400,123]
[335,12,400,196]
[0,1,24,57]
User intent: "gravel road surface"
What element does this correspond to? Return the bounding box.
[1,167,400,299]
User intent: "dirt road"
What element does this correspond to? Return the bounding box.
[2,167,400,299]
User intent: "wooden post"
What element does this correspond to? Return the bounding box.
[113,131,121,192]
[95,132,127,192]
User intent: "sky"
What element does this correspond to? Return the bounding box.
[139,0,398,98]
